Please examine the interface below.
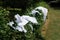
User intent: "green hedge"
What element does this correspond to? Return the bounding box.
[0,7,45,40]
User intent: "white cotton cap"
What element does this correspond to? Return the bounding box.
[22,15,38,24]
[7,21,14,27]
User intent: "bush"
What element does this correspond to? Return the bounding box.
[0,7,44,40]
[2,0,40,9]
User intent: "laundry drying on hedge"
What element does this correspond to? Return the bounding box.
[7,6,48,33]
[31,6,48,21]
[8,14,38,33]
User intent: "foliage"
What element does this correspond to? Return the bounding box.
[0,0,46,40]
[0,7,45,40]
[1,0,40,10]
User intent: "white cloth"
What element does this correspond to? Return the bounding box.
[7,21,14,27]
[15,26,23,32]
[15,26,27,33]
[35,6,48,16]
[15,14,29,26]
[31,10,39,15]
[32,6,48,21]
[8,14,38,33]
[22,15,38,24]
[15,14,28,33]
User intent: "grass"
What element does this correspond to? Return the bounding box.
[45,8,60,40]
[38,1,60,40]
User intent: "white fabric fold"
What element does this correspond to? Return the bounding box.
[7,21,14,27]
[31,6,48,21]
[22,15,38,24]
[35,6,48,21]
[7,6,48,33]
[8,14,38,33]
